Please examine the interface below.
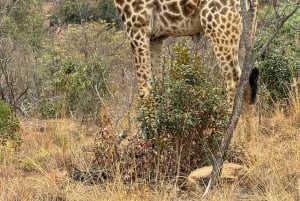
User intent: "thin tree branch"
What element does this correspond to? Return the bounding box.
[202,1,256,196]
[16,86,29,102]
[254,2,300,60]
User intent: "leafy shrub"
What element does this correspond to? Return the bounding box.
[56,0,91,24]
[43,58,109,120]
[0,100,21,146]
[91,0,121,27]
[38,100,61,119]
[35,22,131,122]
[50,0,121,27]
[256,4,300,105]
[137,43,229,169]
[259,49,300,101]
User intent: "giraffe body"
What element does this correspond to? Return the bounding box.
[114,0,258,108]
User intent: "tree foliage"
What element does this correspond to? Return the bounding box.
[50,0,120,27]
[34,22,131,122]
[257,1,300,103]
[92,0,121,26]
[45,58,109,119]
[0,0,46,114]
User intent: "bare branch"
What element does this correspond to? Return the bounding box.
[16,86,29,102]
[254,2,300,60]
[272,0,280,17]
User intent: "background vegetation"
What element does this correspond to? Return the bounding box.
[0,0,299,200]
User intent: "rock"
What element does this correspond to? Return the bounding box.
[187,163,248,188]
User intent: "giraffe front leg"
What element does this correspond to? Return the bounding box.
[131,36,159,136]
[130,37,152,99]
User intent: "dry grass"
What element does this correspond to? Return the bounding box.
[0,106,299,201]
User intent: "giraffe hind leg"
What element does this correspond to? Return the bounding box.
[201,6,243,110]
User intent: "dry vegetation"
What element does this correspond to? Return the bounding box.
[0,104,299,201]
[1,1,300,200]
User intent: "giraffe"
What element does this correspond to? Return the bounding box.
[114,0,259,110]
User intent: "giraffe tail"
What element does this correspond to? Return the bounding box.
[249,67,259,104]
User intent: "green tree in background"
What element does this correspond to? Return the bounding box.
[92,0,121,27]
[50,0,121,28]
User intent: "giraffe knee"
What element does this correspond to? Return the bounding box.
[139,88,149,99]
[138,82,152,99]
[233,68,241,82]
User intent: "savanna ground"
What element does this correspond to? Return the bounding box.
[1,105,299,201]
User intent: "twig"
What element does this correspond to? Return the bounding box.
[254,2,300,60]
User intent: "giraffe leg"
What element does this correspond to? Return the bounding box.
[214,45,241,111]
[198,0,244,111]
[130,33,152,99]
[150,38,164,79]
[203,23,242,110]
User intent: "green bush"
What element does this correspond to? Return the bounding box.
[57,0,91,24]
[38,100,61,119]
[0,100,21,146]
[259,49,300,101]
[137,44,229,168]
[256,4,300,105]
[50,0,120,27]
[91,0,121,26]
[38,58,109,120]
[35,22,129,121]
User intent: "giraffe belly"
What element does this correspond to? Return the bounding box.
[151,14,203,38]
